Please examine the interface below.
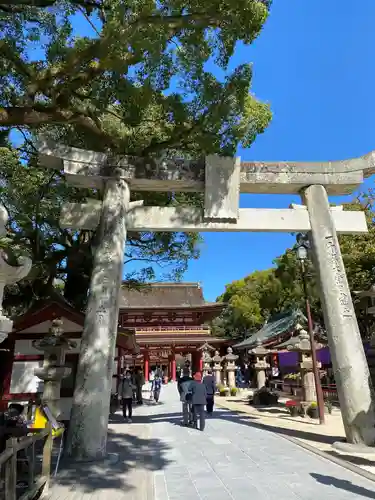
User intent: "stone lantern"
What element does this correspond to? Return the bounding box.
[250,339,270,389]
[0,205,32,343]
[212,350,223,387]
[287,329,322,402]
[223,346,238,388]
[33,318,77,418]
[198,342,214,376]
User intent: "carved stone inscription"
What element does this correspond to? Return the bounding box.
[325,236,352,317]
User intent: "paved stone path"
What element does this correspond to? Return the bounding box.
[150,385,375,500]
[47,384,375,499]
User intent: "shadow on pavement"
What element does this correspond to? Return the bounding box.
[325,450,375,467]
[52,428,172,495]
[311,473,375,498]
[125,409,343,446]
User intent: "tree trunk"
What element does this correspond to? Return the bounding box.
[64,247,93,310]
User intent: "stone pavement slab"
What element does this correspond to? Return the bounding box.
[146,384,375,500]
[46,398,169,499]
[45,384,375,499]
[215,393,375,475]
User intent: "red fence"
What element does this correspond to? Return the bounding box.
[281,381,339,402]
[321,384,339,402]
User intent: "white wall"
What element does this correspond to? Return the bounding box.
[10,361,44,394]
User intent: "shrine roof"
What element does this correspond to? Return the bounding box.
[119,282,222,310]
[11,291,138,352]
[12,290,85,332]
[233,309,307,350]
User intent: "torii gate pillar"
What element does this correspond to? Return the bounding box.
[304,184,375,445]
[67,169,129,461]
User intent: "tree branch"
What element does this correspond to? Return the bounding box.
[0,40,34,80]
[0,106,115,147]
[0,0,102,8]
[132,12,221,29]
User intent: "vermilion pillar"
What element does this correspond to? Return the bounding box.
[171,350,176,382]
[144,350,149,382]
[191,351,200,374]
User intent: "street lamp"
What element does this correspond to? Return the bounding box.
[295,233,325,424]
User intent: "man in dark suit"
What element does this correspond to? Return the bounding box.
[203,370,216,415]
[190,372,207,431]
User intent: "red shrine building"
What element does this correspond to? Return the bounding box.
[118,282,227,380]
[0,282,227,417]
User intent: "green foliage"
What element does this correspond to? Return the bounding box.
[0,0,273,312]
[212,197,375,341]
[0,0,272,156]
[230,387,238,396]
[219,386,229,396]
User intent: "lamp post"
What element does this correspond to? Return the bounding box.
[296,233,325,424]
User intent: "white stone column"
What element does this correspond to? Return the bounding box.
[66,169,129,461]
[303,184,375,445]
[0,205,32,343]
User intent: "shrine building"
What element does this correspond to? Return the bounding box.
[118,282,227,380]
[0,282,227,417]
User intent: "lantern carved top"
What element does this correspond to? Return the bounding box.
[198,342,214,353]
[224,346,238,363]
[212,350,222,364]
[287,329,322,353]
[33,318,77,353]
[250,338,270,356]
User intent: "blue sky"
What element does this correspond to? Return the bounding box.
[179,0,375,301]
[17,1,375,301]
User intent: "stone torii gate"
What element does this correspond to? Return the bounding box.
[38,140,375,460]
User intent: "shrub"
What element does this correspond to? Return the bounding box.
[219,387,229,397]
[252,387,279,406]
[284,373,301,381]
[325,399,333,414]
[230,387,238,396]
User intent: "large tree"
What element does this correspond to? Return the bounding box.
[0,0,272,155]
[0,0,273,311]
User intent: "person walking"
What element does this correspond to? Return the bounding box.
[190,372,207,431]
[151,373,162,403]
[134,368,145,404]
[120,370,135,422]
[178,367,193,426]
[203,369,216,415]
